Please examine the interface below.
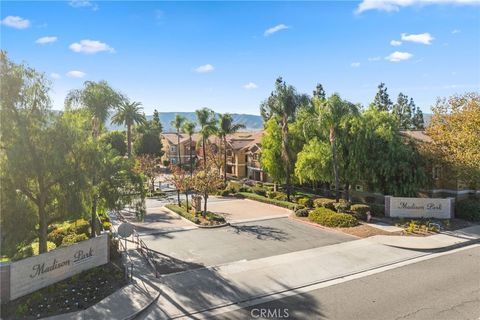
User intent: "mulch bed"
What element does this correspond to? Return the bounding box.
[1,262,126,319]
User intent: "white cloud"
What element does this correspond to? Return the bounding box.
[451,29,461,34]
[351,62,361,68]
[50,73,61,79]
[66,70,86,78]
[1,16,30,29]
[368,56,382,61]
[390,40,402,46]
[69,0,98,10]
[355,0,479,14]
[385,51,413,62]
[35,36,58,44]
[69,40,115,54]
[401,33,434,45]
[264,24,290,36]
[194,64,214,73]
[242,82,258,89]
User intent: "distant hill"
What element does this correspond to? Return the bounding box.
[107,112,264,132]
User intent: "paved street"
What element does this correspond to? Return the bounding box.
[140,217,355,271]
[214,246,480,320]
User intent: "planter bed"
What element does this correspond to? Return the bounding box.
[235,192,297,210]
[165,204,228,227]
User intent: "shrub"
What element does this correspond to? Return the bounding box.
[61,233,89,247]
[267,191,278,199]
[308,208,358,228]
[102,221,112,231]
[274,192,288,201]
[47,228,70,247]
[297,197,313,208]
[13,241,56,261]
[333,201,351,213]
[370,204,385,216]
[72,219,90,235]
[237,192,297,210]
[350,204,371,220]
[239,186,251,193]
[163,160,170,167]
[252,186,267,197]
[227,181,242,193]
[219,189,230,197]
[295,208,310,217]
[456,198,480,221]
[313,198,336,210]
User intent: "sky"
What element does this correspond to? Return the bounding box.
[1,0,479,115]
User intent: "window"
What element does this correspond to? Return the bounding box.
[433,166,442,180]
[170,146,177,153]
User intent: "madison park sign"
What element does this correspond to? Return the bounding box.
[9,234,109,300]
[385,196,454,219]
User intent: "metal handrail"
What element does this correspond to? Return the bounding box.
[132,230,160,278]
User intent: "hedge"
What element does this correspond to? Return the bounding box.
[61,233,89,247]
[350,204,371,220]
[333,201,351,213]
[456,199,480,221]
[236,192,297,210]
[308,207,358,228]
[13,241,57,261]
[313,198,336,210]
[252,186,267,197]
[295,208,310,217]
[369,203,385,216]
[297,197,313,208]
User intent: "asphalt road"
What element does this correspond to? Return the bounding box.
[140,217,354,272]
[214,245,480,320]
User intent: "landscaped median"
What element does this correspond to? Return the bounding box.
[165,204,228,227]
[235,192,298,210]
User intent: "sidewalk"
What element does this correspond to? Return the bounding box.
[138,225,480,319]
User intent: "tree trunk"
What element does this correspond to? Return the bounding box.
[223,136,227,184]
[91,120,99,237]
[177,190,181,206]
[202,137,207,170]
[330,127,340,203]
[203,192,208,217]
[91,192,98,238]
[38,198,48,253]
[345,182,350,202]
[185,189,189,212]
[177,130,182,167]
[189,136,193,177]
[127,123,132,157]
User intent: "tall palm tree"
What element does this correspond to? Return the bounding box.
[170,115,186,166]
[218,113,245,183]
[260,77,307,201]
[111,101,146,157]
[182,120,196,177]
[65,80,123,237]
[312,93,358,202]
[195,108,217,170]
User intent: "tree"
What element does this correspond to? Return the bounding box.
[311,94,358,202]
[260,77,306,201]
[171,114,186,166]
[218,113,245,183]
[182,120,196,177]
[295,138,332,185]
[427,93,480,186]
[371,82,392,112]
[65,80,124,237]
[313,83,326,100]
[152,109,163,132]
[111,101,146,157]
[101,130,127,156]
[168,165,193,209]
[195,108,217,170]
[192,167,223,217]
[392,93,412,129]
[134,119,163,157]
[411,99,425,129]
[136,155,159,193]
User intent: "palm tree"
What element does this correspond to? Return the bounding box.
[195,108,217,170]
[170,115,186,166]
[182,120,196,177]
[65,80,123,237]
[260,77,307,201]
[218,114,245,183]
[111,101,146,157]
[312,93,358,202]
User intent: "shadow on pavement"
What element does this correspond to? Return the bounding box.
[229,224,290,241]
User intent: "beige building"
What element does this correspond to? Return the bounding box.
[160,131,270,182]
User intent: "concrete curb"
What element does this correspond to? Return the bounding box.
[382,237,480,252]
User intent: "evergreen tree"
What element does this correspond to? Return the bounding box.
[372,82,392,112]
[392,93,412,129]
[313,83,326,100]
[411,99,425,129]
[152,109,163,132]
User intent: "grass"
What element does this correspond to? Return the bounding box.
[165,204,226,225]
[236,192,297,210]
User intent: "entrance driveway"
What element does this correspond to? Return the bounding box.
[205,197,291,223]
[140,217,354,273]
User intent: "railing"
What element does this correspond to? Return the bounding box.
[132,230,160,278]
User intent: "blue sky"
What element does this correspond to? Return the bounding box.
[1,0,479,115]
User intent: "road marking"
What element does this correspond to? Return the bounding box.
[181,244,480,319]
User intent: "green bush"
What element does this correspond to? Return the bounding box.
[313,198,336,210]
[227,181,242,193]
[350,204,371,220]
[61,233,89,247]
[252,186,267,197]
[298,197,313,208]
[274,192,288,201]
[47,228,70,247]
[456,198,480,221]
[102,221,112,231]
[308,208,358,228]
[333,201,351,213]
[219,189,230,197]
[267,191,278,199]
[13,241,57,261]
[295,208,309,217]
[237,192,297,210]
[72,219,90,235]
[370,203,385,216]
